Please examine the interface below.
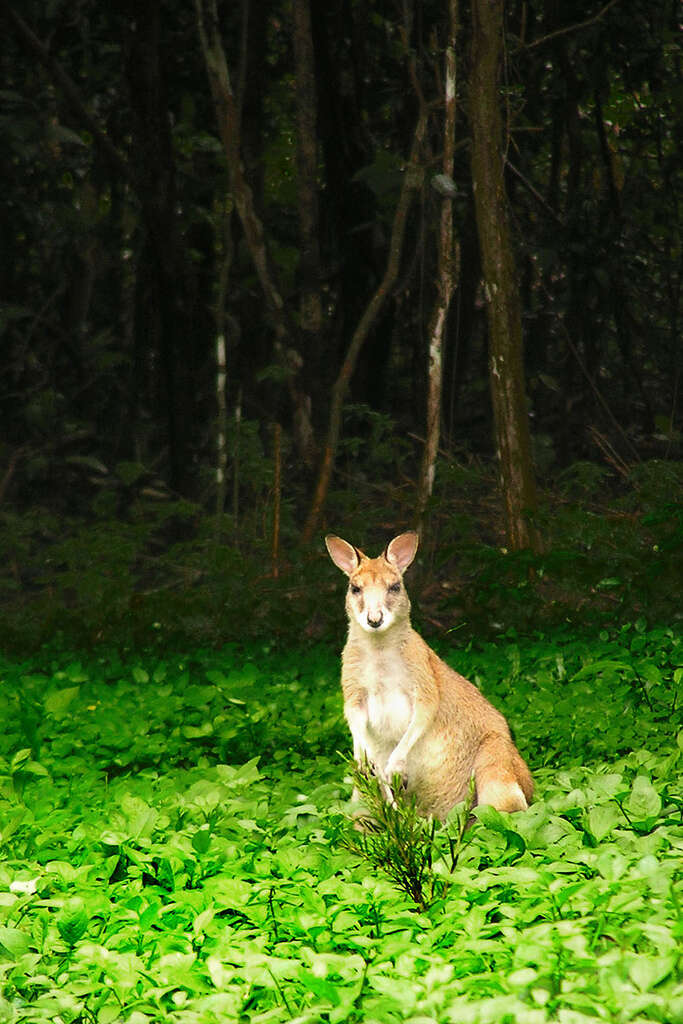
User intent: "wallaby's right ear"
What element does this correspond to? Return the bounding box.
[325,535,363,576]
[384,531,419,573]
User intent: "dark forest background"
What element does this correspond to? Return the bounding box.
[1,0,681,650]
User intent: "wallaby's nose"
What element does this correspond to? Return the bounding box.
[367,611,384,629]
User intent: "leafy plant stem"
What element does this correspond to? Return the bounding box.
[266,966,293,1014]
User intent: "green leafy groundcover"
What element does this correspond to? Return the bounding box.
[0,625,681,1023]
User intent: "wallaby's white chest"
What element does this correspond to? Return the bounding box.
[367,686,412,741]
[352,640,414,740]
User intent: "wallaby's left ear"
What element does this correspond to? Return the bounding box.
[384,531,419,573]
[325,535,364,576]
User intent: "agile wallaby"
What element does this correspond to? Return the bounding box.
[326,531,533,820]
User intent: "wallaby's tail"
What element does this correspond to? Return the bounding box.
[513,748,534,805]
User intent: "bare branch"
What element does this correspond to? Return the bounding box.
[521,0,621,52]
[195,0,285,325]
[505,158,565,226]
[303,111,427,543]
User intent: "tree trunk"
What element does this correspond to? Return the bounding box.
[445,197,480,445]
[124,0,195,495]
[470,0,541,551]
[195,0,316,464]
[291,0,322,464]
[196,0,282,322]
[416,0,459,527]
[292,0,323,344]
[214,201,233,535]
[593,88,654,433]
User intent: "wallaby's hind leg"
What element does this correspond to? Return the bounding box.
[473,734,531,812]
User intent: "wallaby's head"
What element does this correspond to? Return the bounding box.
[325,532,419,635]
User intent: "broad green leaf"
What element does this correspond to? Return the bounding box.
[10,753,48,778]
[217,757,261,786]
[182,721,214,738]
[205,669,227,685]
[298,970,341,1005]
[639,662,663,686]
[126,794,159,833]
[571,659,631,681]
[587,774,623,798]
[57,899,89,945]
[628,953,676,991]
[192,825,212,854]
[0,925,31,960]
[473,804,509,832]
[98,1004,123,1024]
[594,848,628,882]
[508,967,538,987]
[587,803,622,841]
[627,776,661,820]
[65,662,88,683]
[193,907,215,936]
[44,685,80,717]
[9,748,32,772]
[152,663,167,683]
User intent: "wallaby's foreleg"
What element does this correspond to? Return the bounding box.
[345,698,395,804]
[473,733,530,812]
[383,699,436,788]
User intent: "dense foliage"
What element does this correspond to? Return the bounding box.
[0,625,681,1022]
[1,0,680,515]
[1,454,681,653]
[2,0,681,648]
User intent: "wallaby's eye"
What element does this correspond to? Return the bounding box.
[388,582,401,593]
[350,583,362,595]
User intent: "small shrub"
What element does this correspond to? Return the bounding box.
[343,760,475,910]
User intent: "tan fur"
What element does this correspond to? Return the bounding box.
[325,531,533,820]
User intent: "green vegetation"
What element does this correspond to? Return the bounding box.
[3,4,681,1016]
[1,625,681,1022]
[1,454,681,652]
[343,764,476,912]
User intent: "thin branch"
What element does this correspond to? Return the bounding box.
[303,111,427,543]
[558,318,641,463]
[195,0,286,327]
[505,158,564,226]
[589,427,631,478]
[417,0,459,526]
[521,0,621,52]
[271,423,281,579]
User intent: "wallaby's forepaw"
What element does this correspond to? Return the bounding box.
[378,760,408,809]
[384,756,408,788]
[378,778,397,807]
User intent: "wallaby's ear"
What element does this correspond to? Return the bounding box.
[384,531,419,573]
[325,535,363,576]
